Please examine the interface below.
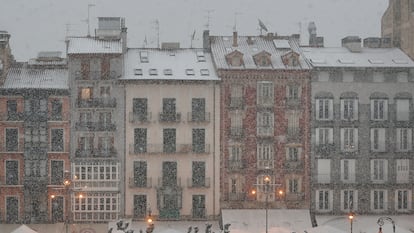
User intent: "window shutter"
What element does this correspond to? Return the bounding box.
[408,129,412,150]
[340,129,344,150]
[315,99,320,120]
[328,99,333,120]
[379,129,385,151]
[353,128,358,150]
[370,100,374,120]
[354,100,359,120]
[349,160,355,182]
[340,99,345,120]
[384,100,388,120]
[315,129,320,145]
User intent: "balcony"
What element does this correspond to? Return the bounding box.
[192,208,206,219]
[77,97,117,108]
[129,143,210,154]
[129,112,152,123]
[229,97,244,109]
[187,112,210,123]
[159,112,181,122]
[72,180,119,190]
[48,112,70,121]
[286,192,305,201]
[187,177,211,188]
[314,144,336,155]
[283,161,304,171]
[24,111,48,122]
[257,126,273,137]
[0,176,23,186]
[0,112,24,121]
[257,159,274,169]
[75,122,116,131]
[128,177,152,188]
[229,127,244,139]
[285,98,301,108]
[228,159,243,171]
[228,192,246,201]
[257,97,274,108]
[75,71,118,80]
[75,148,117,158]
[286,128,302,142]
[157,177,182,188]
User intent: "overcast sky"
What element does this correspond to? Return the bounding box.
[0,0,389,61]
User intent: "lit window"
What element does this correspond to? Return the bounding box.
[81,88,92,100]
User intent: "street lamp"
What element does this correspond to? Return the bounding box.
[348,212,355,233]
[377,217,395,233]
[146,209,154,233]
[264,176,270,233]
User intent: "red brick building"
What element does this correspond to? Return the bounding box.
[209,32,311,209]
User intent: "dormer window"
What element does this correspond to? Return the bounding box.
[200,69,210,76]
[140,51,149,63]
[164,69,173,75]
[149,69,158,75]
[225,50,244,67]
[281,50,300,67]
[186,69,195,75]
[134,69,143,75]
[253,50,272,67]
[196,51,206,62]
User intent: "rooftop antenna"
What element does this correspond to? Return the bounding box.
[258,19,268,35]
[190,30,196,48]
[152,19,160,48]
[143,35,148,48]
[233,12,241,31]
[204,9,214,29]
[86,4,95,37]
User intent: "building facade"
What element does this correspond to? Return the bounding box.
[382,0,414,59]
[209,32,312,209]
[0,52,69,223]
[121,47,220,220]
[66,17,126,222]
[305,36,414,215]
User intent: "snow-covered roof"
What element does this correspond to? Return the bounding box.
[1,67,68,90]
[122,48,219,81]
[210,35,311,70]
[302,47,414,68]
[67,37,122,54]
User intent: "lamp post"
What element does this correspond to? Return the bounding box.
[348,212,355,233]
[377,217,395,233]
[63,176,71,233]
[264,176,270,233]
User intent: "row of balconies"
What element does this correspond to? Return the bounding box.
[229,127,303,140]
[128,177,211,189]
[75,148,117,157]
[129,143,210,154]
[75,122,116,131]
[0,112,70,122]
[74,70,118,80]
[228,97,302,109]
[228,159,304,171]
[77,97,117,108]
[227,192,305,201]
[314,143,414,155]
[128,112,211,123]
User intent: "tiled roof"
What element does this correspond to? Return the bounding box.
[67,37,122,54]
[121,48,219,81]
[302,47,414,68]
[1,67,68,89]
[210,35,311,70]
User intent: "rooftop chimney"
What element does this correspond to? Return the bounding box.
[342,36,361,52]
[203,30,210,50]
[233,31,238,47]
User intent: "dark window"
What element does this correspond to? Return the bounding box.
[192,98,205,121]
[99,112,112,128]
[6,160,18,185]
[192,129,205,153]
[51,99,63,120]
[133,195,147,218]
[192,195,206,218]
[161,98,177,121]
[162,161,177,186]
[51,196,64,222]
[133,98,148,121]
[51,129,64,152]
[134,128,147,153]
[7,100,18,120]
[133,161,147,187]
[6,197,18,223]
[6,128,18,151]
[51,160,64,185]
[163,129,176,153]
[192,161,205,187]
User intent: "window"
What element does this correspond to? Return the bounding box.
[163,68,173,75]
[396,159,409,183]
[51,160,64,185]
[191,98,206,122]
[6,160,18,185]
[396,128,412,151]
[134,69,143,75]
[287,147,300,161]
[371,190,387,211]
[192,129,205,153]
[288,179,299,193]
[196,51,206,62]
[230,112,243,137]
[132,98,148,121]
[100,86,110,97]
[257,175,275,194]
[315,128,333,145]
[78,136,93,152]
[192,161,206,187]
[370,128,386,152]
[72,193,119,221]
[5,128,18,151]
[133,195,147,218]
[371,99,388,120]
[317,159,330,183]
[316,190,331,211]
[287,85,300,100]
[149,69,158,75]
[200,69,209,76]
[6,196,19,223]
[257,112,274,136]
[163,128,176,153]
[133,161,147,187]
[371,159,388,182]
[98,136,113,155]
[162,161,177,186]
[7,100,18,120]
[230,85,243,108]
[192,195,206,218]
[257,143,274,169]
[51,99,63,120]
[315,98,333,120]
[80,87,92,100]
[257,81,274,106]
[140,51,149,63]
[396,99,410,121]
[340,128,358,151]
[51,129,64,152]
[161,98,177,121]
[340,159,355,183]
[134,128,147,153]
[186,69,195,75]
[229,145,243,169]
[79,111,92,124]
[395,190,411,211]
[287,110,300,137]
[51,196,64,222]
[341,98,358,120]
[99,112,112,127]
[341,190,357,211]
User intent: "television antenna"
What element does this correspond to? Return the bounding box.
[152,19,160,48]
[258,19,268,35]
[82,4,95,37]
[204,9,214,30]
[233,12,242,31]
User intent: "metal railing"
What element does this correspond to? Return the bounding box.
[128,177,152,188]
[77,97,117,108]
[187,112,210,122]
[187,177,211,188]
[129,112,152,123]
[129,143,210,154]
[159,112,181,122]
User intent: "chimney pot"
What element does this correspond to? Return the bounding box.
[233,31,238,47]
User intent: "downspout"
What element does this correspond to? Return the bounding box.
[213,81,216,218]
